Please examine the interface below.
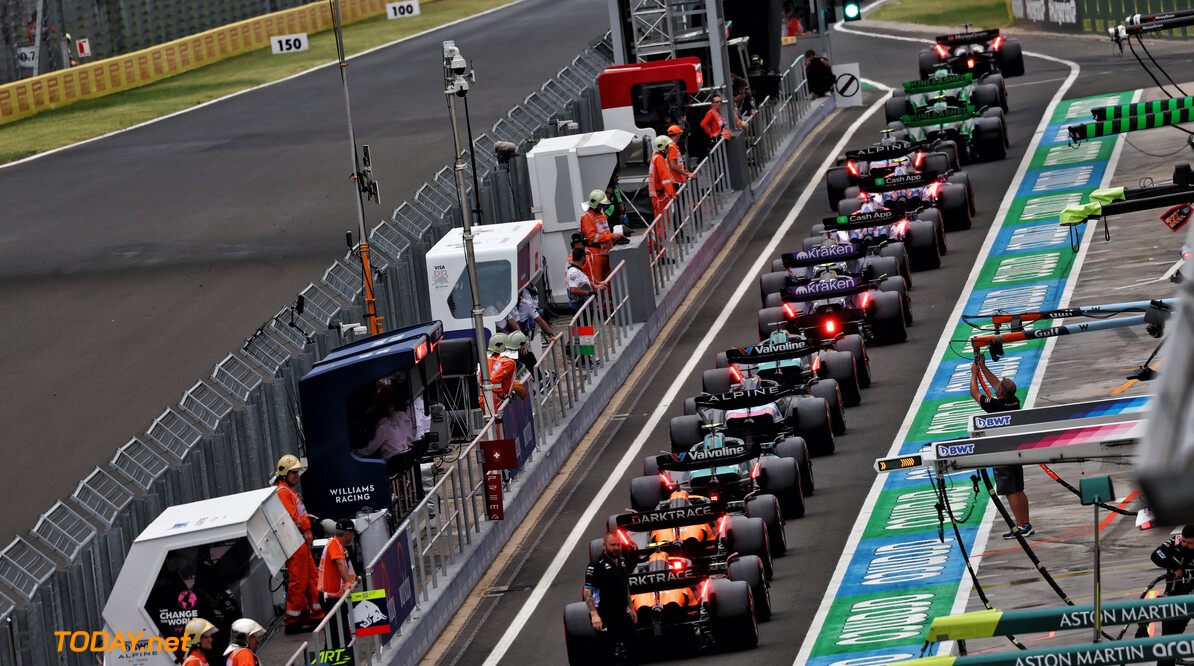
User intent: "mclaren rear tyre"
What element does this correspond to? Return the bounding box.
[564,602,606,666]
[630,474,667,512]
[728,555,772,622]
[709,579,759,652]
[726,516,774,580]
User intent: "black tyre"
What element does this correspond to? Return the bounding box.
[887,120,905,132]
[709,579,759,652]
[972,83,1000,114]
[683,397,698,415]
[838,197,864,217]
[879,277,913,326]
[866,256,902,282]
[760,272,790,306]
[771,258,786,273]
[757,457,804,522]
[879,242,913,288]
[826,167,852,211]
[803,236,824,252]
[939,183,972,231]
[817,351,860,408]
[726,515,773,580]
[764,292,783,309]
[564,602,606,666]
[885,96,912,124]
[934,139,961,171]
[922,152,951,177]
[809,224,826,237]
[946,171,975,216]
[589,537,605,564]
[630,474,667,512]
[809,378,846,435]
[728,555,772,621]
[832,333,871,388]
[982,73,1008,111]
[774,437,814,495]
[871,291,908,344]
[916,208,948,256]
[744,494,787,557]
[906,219,941,270]
[758,306,789,341]
[670,414,704,453]
[1000,38,1025,77]
[981,106,1009,145]
[918,49,941,79]
[643,455,660,477]
[975,117,1007,161]
[792,396,834,456]
[715,352,729,369]
[703,367,735,394]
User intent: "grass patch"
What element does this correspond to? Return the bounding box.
[870,0,1012,30]
[0,0,515,163]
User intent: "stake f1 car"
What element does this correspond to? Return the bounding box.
[825,135,966,210]
[886,71,1007,124]
[917,28,1024,80]
[889,104,1008,163]
[757,272,908,347]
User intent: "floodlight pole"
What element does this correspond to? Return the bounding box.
[443,40,495,417]
[330,0,383,336]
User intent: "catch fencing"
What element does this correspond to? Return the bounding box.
[0,36,613,666]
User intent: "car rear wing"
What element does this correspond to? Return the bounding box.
[723,339,816,364]
[900,106,976,128]
[655,442,761,472]
[692,385,793,410]
[627,566,710,594]
[935,28,999,45]
[782,277,870,302]
[616,500,729,532]
[781,243,866,267]
[854,170,940,192]
[902,73,974,94]
[844,141,916,162]
[822,208,900,230]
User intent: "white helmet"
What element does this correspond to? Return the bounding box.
[228,618,265,646]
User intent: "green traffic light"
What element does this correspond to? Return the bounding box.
[844,2,861,20]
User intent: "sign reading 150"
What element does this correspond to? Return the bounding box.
[387,0,421,18]
[270,33,308,54]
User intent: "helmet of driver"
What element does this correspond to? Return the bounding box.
[654,135,672,153]
[275,454,304,479]
[488,333,507,354]
[587,189,609,210]
[184,618,217,647]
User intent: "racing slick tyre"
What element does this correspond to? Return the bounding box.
[843,185,861,201]
[885,96,912,124]
[865,255,902,283]
[564,602,606,665]
[906,219,941,271]
[832,333,871,388]
[837,197,863,217]
[726,515,774,580]
[744,494,786,558]
[975,117,1007,161]
[790,396,835,456]
[757,458,805,521]
[670,415,705,453]
[589,538,605,564]
[760,272,790,306]
[715,351,730,368]
[918,49,941,79]
[879,276,913,326]
[871,291,908,344]
[981,106,1010,146]
[932,139,962,171]
[981,73,1009,111]
[758,306,789,341]
[809,378,846,435]
[939,182,972,231]
[643,455,660,476]
[973,83,1001,116]
[764,292,784,309]
[683,397,698,415]
[703,367,735,394]
[630,474,667,512]
[771,258,787,272]
[802,236,824,252]
[817,351,860,409]
[916,208,948,257]
[826,167,853,211]
[945,171,975,216]
[1000,38,1025,77]
[922,152,952,178]
[774,437,814,495]
[728,555,772,622]
[879,242,913,288]
[810,223,826,236]
[709,579,759,652]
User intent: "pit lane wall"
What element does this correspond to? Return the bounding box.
[799,89,1135,665]
[1010,0,1194,38]
[0,0,396,125]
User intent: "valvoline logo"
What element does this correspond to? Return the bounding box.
[937,442,975,457]
[791,278,859,297]
[796,244,857,263]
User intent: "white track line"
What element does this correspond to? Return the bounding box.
[792,23,1081,665]
[481,81,894,666]
[0,0,529,171]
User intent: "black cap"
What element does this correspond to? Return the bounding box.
[571,232,586,245]
[335,519,357,534]
[1183,524,1194,540]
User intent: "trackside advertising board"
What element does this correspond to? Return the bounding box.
[800,90,1135,665]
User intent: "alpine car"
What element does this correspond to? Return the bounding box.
[757,271,908,347]
[888,103,1007,163]
[825,135,965,210]
[917,28,1024,80]
[885,71,1007,124]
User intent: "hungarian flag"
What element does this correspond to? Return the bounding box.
[572,325,595,355]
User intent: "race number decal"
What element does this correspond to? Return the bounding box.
[387,0,421,18]
[270,33,309,54]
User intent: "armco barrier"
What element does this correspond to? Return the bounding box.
[0,0,395,124]
[1011,0,1194,38]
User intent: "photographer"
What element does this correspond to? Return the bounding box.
[1152,525,1194,666]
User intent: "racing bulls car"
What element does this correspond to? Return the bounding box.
[888,103,1007,163]
[885,71,1007,124]
[917,28,1024,80]
[825,135,965,210]
[757,271,908,347]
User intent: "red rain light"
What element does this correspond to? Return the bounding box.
[811,354,820,373]
[750,461,760,479]
[782,303,798,319]
[660,473,673,489]
[993,35,1003,49]
[825,319,837,334]
[616,529,632,546]
[700,579,712,600]
[846,161,858,175]
[895,220,909,236]
[729,365,743,383]
[967,58,975,69]
[914,151,924,168]
[935,44,948,58]
[717,516,728,535]
[860,291,871,309]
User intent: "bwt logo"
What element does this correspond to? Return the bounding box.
[975,415,1012,428]
[937,443,975,457]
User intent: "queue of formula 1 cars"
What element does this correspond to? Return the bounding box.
[561,27,1020,664]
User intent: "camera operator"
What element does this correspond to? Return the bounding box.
[1152,524,1194,666]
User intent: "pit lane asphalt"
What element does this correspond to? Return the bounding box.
[441,26,1189,666]
[0,0,609,547]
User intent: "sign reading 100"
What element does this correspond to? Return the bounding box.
[387,0,421,18]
